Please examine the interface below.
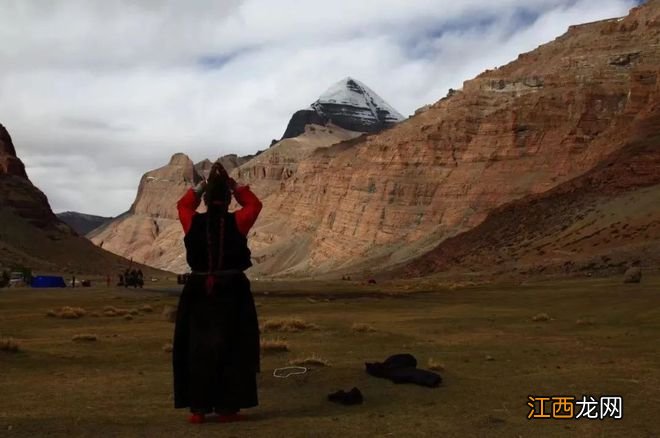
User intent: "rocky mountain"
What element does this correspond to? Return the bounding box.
[398,104,660,280]
[89,153,200,272]
[0,123,159,276]
[90,151,259,273]
[195,154,252,180]
[91,82,382,273]
[0,124,27,179]
[194,159,213,180]
[280,77,404,140]
[243,1,660,278]
[88,2,659,279]
[56,212,112,236]
[233,124,362,199]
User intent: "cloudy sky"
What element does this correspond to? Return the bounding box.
[0,0,641,216]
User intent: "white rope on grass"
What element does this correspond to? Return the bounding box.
[273,366,308,378]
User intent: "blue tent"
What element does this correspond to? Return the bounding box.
[31,276,67,288]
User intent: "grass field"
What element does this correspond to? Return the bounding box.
[1,275,659,437]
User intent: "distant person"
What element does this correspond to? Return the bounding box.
[124,269,131,288]
[1,270,9,288]
[71,275,76,288]
[131,269,137,289]
[172,161,262,424]
[137,269,144,288]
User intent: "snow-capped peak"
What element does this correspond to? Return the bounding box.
[315,77,404,122]
[280,77,404,140]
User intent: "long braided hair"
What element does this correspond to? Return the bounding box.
[203,162,232,294]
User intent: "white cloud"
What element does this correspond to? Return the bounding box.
[0,0,639,216]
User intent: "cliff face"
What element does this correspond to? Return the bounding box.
[90,154,201,272]
[130,153,199,217]
[0,124,27,179]
[399,104,660,280]
[233,124,362,199]
[0,123,60,230]
[91,152,260,273]
[196,154,251,180]
[91,126,362,274]
[246,2,660,277]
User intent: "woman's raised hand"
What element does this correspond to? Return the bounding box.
[193,178,207,195]
[227,177,238,192]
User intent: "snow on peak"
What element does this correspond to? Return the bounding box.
[315,77,404,122]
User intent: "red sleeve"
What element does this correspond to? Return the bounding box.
[177,188,201,234]
[233,185,262,235]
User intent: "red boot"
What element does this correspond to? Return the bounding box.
[188,413,205,424]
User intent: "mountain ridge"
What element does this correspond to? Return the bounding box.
[242,0,660,278]
[56,211,112,236]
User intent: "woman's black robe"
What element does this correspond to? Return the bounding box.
[173,212,260,412]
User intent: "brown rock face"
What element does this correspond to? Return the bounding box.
[0,123,27,179]
[196,154,251,180]
[90,154,202,273]
[0,123,61,230]
[194,159,213,180]
[130,153,199,217]
[397,105,660,280]
[92,127,358,273]
[245,2,660,277]
[233,124,361,199]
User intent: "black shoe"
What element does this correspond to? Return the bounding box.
[328,387,363,405]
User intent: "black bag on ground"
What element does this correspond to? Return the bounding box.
[327,387,363,405]
[365,353,441,388]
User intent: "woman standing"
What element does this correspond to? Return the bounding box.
[172,162,262,424]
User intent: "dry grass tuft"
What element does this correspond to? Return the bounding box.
[162,306,177,323]
[124,315,133,321]
[102,306,132,317]
[289,355,329,367]
[72,334,97,342]
[162,343,173,353]
[262,318,318,332]
[47,307,86,319]
[260,338,290,353]
[576,318,596,326]
[0,337,20,353]
[128,309,140,316]
[140,304,154,313]
[103,306,119,317]
[427,358,445,372]
[531,313,551,322]
[352,323,376,333]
